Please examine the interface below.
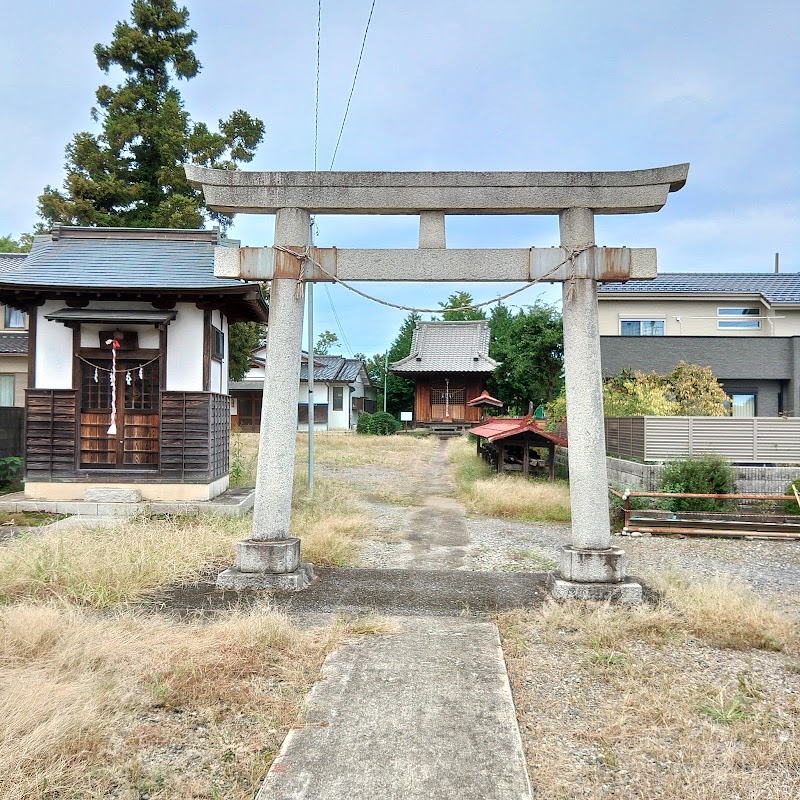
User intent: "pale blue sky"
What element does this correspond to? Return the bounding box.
[2,1,798,356]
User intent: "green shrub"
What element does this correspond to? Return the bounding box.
[356,411,374,434]
[0,457,22,492]
[368,412,400,436]
[783,478,800,515]
[660,455,737,513]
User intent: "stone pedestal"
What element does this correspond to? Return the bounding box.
[547,544,642,603]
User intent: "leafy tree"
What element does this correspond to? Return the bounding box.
[0,235,32,253]
[228,321,263,382]
[667,361,730,416]
[383,312,420,416]
[438,291,486,321]
[314,330,339,355]
[488,303,564,414]
[546,361,730,423]
[37,0,264,231]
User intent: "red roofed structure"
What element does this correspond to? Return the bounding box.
[469,415,567,479]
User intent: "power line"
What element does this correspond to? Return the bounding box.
[325,284,355,356]
[314,0,321,170]
[329,0,377,170]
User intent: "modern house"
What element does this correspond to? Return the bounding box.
[0,225,268,500]
[598,273,800,417]
[230,347,376,432]
[390,320,498,426]
[0,252,29,407]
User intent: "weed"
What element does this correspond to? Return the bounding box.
[697,688,753,724]
[587,642,627,668]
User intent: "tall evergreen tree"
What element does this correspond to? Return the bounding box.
[438,291,486,321]
[38,0,264,231]
[379,312,420,416]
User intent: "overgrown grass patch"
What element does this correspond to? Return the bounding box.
[0,514,248,607]
[496,579,800,799]
[0,602,387,800]
[447,438,571,522]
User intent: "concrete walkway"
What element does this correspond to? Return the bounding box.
[257,616,532,800]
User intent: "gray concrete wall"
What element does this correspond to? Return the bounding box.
[557,448,800,494]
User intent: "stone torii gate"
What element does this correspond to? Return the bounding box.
[186,164,689,602]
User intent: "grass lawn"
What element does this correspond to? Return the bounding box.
[0,430,797,799]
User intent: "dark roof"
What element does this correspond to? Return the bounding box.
[598,273,800,305]
[1,227,246,291]
[391,320,498,374]
[300,355,367,383]
[0,332,28,354]
[0,227,268,323]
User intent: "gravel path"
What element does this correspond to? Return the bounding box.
[324,439,800,612]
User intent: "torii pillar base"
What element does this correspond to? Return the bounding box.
[547,544,642,603]
[216,537,315,591]
[548,574,642,604]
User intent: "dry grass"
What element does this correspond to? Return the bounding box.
[229,430,438,485]
[650,572,795,651]
[448,437,571,522]
[290,474,372,566]
[496,578,800,800]
[0,470,375,606]
[0,514,248,607]
[467,475,571,522]
[0,602,386,800]
[296,430,438,469]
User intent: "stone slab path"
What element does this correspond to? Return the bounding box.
[256,616,532,800]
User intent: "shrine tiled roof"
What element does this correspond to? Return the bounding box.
[390,320,498,374]
[598,273,800,305]
[0,253,26,274]
[0,332,28,354]
[300,356,366,383]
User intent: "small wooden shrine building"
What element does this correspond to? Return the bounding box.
[0,225,268,501]
[390,320,499,426]
[469,415,568,480]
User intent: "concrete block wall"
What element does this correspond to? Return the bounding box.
[556,448,800,495]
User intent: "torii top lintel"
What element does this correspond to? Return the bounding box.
[185,163,689,216]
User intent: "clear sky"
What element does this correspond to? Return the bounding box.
[2,1,798,357]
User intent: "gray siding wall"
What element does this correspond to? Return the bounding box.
[600,335,800,417]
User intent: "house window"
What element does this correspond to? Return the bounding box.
[620,319,664,336]
[212,326,224,360]
[0,374,14,406]
[332,386,344,411]
[731,394,756,417]
[3,306,24,329]
[717,307,760,329]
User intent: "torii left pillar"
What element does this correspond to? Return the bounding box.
[217,208,315,590]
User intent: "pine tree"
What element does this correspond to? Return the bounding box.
[438,291,486,321]
[38,0,264,231]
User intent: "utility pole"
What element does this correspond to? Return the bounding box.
[383,351,388,412]
[307,221,315,496]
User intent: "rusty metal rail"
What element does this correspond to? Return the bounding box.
[608,487,800,540]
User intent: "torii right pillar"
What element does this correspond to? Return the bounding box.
[551,207,641,602]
